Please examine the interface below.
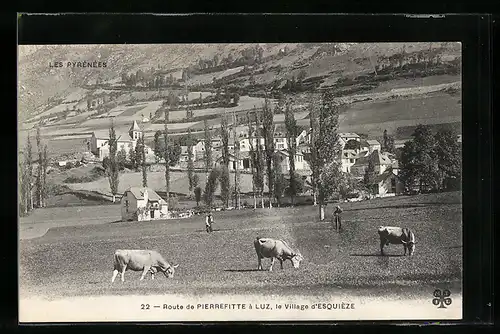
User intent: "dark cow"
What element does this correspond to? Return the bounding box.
[377,226,417,256]
[111,249,179,283]
[254,237,303,271]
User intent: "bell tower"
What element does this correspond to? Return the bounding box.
[129,120,142,141]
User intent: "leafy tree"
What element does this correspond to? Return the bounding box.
[194,186,202,207]
[274,169,286,207]
[204,167,220,208]
[118,146,127,171]
[247,111,257,208]
[106,121,120,203]
[363,155,377,195]
[344,139,361,151]
[35,127,44,207]
[284,101,298,205]
[153,130,163,162]
[305,103,319,206]
[192,173,200,189]
[219,165,231,208]
[400,124,440,193]
[140,136,147,187]
[253,114,266,208]
[129,146,137,168]
[261,96,275,207]
[382,129,395,153]
[314,90,343,220]
[285,173,304,198]
[133,143,142,170]
[434,125,461,189]
[203,119,213,177]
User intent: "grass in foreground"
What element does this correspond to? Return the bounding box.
[19,192,462,300]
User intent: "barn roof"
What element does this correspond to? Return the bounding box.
[366,139,381,146]
[126,187,165,202]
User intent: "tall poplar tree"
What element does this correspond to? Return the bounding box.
[106,120,119,203]
[315,91,342,221]
[261,96,275,208]
[220,112,231,208]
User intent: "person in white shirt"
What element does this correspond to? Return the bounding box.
[205,212,214,233]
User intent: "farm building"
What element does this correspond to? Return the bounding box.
[275,150,311,173]
[369,169,404,196]
[121,187,169,222]
[366,139,382,153]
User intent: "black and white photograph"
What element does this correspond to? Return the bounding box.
[18,42,463,322]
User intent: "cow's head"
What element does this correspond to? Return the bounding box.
[401,240,417,256]
[291,252,304,268]
[162,264,179,278]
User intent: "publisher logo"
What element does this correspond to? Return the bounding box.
[432,289,452,309]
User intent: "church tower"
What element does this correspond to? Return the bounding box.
[129,120,142,141]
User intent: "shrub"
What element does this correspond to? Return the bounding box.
[168,195,178,210]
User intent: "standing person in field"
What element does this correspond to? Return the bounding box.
[205,212,214,233]
[333,205,343,230]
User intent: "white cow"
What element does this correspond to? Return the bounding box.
[253,237,303,271]
[377,226,417,256]
[111,249,179,283]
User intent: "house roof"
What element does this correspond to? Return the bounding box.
[366,139,380,146]
[352,149,392,167]
[129,120,142,132]
[359,140,370,148]
[126,187,165,202]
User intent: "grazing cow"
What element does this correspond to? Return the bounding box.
[254,237,303,271]
[377,226,417,256]
[111,249,179,283]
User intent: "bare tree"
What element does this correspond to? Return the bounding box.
[284,101,298,206]
[220,111,231,208]
[164,106,170,201]
[232,110,241,209]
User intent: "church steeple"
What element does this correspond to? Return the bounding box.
[129,120,142,140]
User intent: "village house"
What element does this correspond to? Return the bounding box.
[275,150,311,173]
[179,145,197,163]
[349,149,394,178]
[366,139,381,153]
[121,187,169,222]
[368,169,404,196]
[90,121,151,161]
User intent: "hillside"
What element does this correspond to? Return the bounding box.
[18,42,461,122]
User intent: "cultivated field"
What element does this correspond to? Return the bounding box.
[66,171,256,197]
[19,192,462,300]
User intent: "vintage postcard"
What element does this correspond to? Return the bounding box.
[18,42,463,322]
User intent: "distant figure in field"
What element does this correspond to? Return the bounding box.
[205,212,214,233]
[333,205,343,230]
